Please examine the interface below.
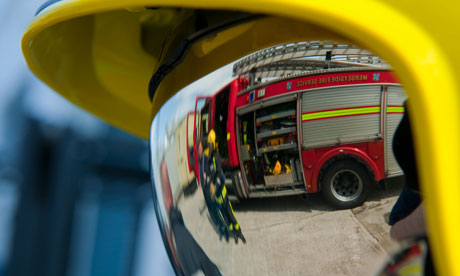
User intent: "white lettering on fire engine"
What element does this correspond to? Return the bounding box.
[257,88,265,98]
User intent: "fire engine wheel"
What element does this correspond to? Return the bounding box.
[321,160,371,209]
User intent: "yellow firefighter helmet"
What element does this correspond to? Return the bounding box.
[21,1,460,274]
[208,129,217,150]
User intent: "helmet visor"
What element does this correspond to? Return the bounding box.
[148,37,406,275]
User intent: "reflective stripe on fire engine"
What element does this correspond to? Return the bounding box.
[302,106,381,122]
[387,106,405,113]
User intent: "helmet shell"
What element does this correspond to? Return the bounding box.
[207,129,216,150]
[21,1,350,138]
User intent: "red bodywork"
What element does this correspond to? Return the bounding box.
[204,78,248,167]
[235,71,398,109]
[186,112,194,173]
[195,70,399,196]
[301,141,385,193]
[192,78,248,184]
[227,79,249,167]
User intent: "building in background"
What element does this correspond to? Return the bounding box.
[0,1,173,276]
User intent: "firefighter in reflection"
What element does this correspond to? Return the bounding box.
[198,138,228,240]
[206,130,246,244]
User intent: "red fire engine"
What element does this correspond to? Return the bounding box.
[192,41,406,209]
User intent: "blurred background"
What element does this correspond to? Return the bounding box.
[0,1,173,275]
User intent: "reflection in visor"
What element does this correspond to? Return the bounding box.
[150,41,409,275]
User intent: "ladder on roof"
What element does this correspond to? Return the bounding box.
[232,41,389,79]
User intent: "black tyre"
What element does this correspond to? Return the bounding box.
[321,159,372,209]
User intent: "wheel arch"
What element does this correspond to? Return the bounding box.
[312,147,381,192]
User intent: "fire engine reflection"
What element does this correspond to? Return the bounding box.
[192,64,406,209]
[153,41,409,275]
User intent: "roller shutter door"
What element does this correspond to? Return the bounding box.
[385,85,407,176]
[301,85,382,148]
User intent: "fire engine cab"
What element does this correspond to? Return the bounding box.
[193,41,407,209]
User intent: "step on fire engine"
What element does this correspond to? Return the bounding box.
[193,41,406,209]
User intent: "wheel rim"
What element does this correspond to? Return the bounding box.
[330,169,363,202]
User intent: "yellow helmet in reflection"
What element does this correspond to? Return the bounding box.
[208,129,217,150]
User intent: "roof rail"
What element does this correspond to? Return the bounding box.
[233,41,389,79]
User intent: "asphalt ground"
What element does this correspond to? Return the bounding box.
[178,177,404,275]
